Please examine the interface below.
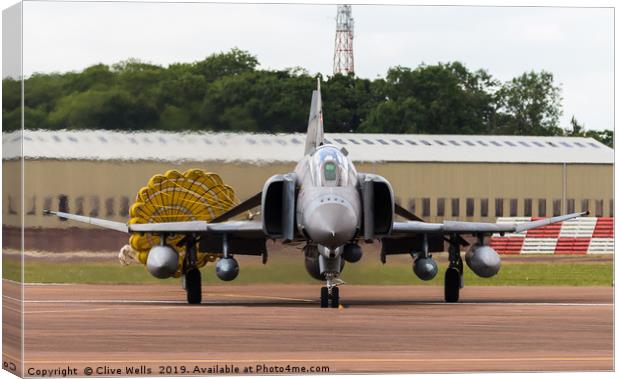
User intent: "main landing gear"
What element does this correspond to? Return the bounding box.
[445,236,464,303]
[182,234,202,304]
[185,268,202,304]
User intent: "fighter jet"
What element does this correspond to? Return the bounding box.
[46,80,587,307]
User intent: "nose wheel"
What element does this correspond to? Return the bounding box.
[320,273,343,308]
[320,286,339,308]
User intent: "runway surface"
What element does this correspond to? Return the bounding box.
[2,281,614,375]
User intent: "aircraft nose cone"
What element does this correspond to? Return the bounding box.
[305,201,357,248]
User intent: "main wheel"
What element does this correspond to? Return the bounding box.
[444,267,460,303]
[320,287,329,308]
[330,287,340,308]
[185,268,202,304]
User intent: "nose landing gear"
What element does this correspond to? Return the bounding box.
[317,252,345,308]
[320,274,342,308]
[320,286,339,308]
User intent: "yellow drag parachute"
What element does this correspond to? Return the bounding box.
[125,169,237,277]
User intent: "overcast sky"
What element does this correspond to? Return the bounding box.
[17,1,614,131]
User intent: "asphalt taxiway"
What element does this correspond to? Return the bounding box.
[2,281,613,375]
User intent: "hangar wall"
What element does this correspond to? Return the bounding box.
[377,162,613,222]
[5,159,613,229]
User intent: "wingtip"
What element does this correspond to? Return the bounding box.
[42,209,53,215]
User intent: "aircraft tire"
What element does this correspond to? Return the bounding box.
[186,268,202,304]
[320,287,329,308]
[444,267,460,303]
[330,287,340,308]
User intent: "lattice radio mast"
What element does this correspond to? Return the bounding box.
[333,5,355,75]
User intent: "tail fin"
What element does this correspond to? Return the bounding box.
[304,78,324,155]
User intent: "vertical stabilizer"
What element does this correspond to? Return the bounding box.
[304,78,324,155]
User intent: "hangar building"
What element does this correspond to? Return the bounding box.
[2,130,614,237]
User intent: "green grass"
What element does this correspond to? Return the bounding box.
[2,258,21,282]
[3,257,613,286]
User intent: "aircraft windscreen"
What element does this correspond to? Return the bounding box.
[311,146,355,186]
[324,161,337,181]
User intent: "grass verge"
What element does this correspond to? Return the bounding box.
[3,257,613,286]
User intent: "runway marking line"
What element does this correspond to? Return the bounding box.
[24,306,195,314]
[3,279,73,286]
[6,355,613,365]
[219,293,314,302]
[7,294,313,304]
[5,294,612,308]
[2,304,23,313]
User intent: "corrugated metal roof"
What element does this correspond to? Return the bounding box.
[2,130,613,164]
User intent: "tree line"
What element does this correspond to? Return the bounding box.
[2,48,612,147]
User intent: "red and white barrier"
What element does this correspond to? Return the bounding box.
[489,217,614,255]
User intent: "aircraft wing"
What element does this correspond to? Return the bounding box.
[44,210,264,236]
[209,191,262,223]
[392,211,587,235]
[394,203,424,221]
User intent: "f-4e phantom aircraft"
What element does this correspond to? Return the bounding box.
[47,80,586,307]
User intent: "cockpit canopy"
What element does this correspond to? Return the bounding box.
[310,145,357,187]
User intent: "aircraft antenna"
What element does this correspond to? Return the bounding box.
[333,4,355,75]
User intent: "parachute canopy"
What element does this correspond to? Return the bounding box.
[125,169,237,277]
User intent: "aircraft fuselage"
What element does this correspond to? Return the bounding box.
[294,144,361,254]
